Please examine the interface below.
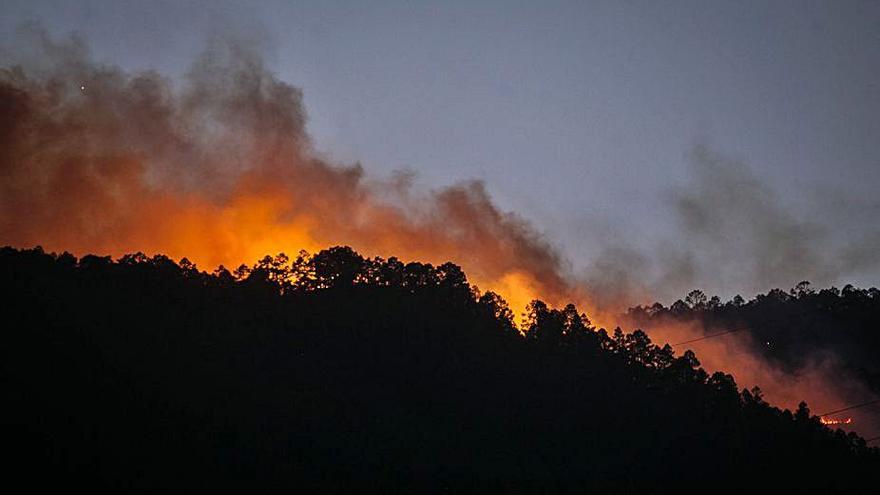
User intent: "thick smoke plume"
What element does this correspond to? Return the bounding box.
[0,25,570,315]
[2,26,876,435]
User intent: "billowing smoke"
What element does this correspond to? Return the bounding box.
[2,25,876,435]
[0,24,570,315]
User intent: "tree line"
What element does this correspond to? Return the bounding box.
[3,245,878,490]
[628,283,880,393]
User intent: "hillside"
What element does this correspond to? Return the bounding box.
[3,246,877,491]
[627,285,880,394]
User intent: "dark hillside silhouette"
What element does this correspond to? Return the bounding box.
[3,246,877,491]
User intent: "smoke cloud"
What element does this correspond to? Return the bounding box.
[0,24,570,315]
[635,318,880,437]
[582,145,880,310]
[669,145,880,296]
[2,25,877,434]
[589,147,880,435]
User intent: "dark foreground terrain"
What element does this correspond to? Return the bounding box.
[3,246,877,491]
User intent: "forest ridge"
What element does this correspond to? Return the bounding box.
[3,245,878,490]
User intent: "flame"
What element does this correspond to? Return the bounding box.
[0,32,589,322]
[9,32,874,442]
[820,417,853,426]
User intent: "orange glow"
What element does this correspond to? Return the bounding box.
[6,32,880,445]
[0,35,602,327]
[820,417,853,426]
[17,178,559,318]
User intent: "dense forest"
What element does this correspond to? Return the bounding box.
[627,284,880,394]
[3,245,878,491]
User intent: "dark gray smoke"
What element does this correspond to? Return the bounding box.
[583,145,880,309]
[673,145,831,296]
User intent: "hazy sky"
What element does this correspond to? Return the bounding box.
[2,0,879,301]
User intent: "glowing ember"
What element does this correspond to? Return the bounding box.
[819,417,853,426]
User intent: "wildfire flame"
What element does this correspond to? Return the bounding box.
[0,30,607,325]
[1,28,877,437]
[819,417,853,426]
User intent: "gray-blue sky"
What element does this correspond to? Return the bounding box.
[3,0,879,302]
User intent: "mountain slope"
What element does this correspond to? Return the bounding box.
[3,246,877,491]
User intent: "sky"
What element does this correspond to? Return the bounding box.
[2,0,879,303]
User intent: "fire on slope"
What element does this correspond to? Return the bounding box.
[820,417,853,426]
[2,29,874,438]
[0,30,590,323]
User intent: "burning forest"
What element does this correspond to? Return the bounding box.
[1,25,574,320]
[2,18,880,490]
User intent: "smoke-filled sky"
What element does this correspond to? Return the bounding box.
[2,0,879,305]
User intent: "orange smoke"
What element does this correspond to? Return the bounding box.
[626,318,878,436]
[4,29,870,438]
[0,29,575,319]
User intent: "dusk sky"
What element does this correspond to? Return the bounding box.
[3,0,879,303]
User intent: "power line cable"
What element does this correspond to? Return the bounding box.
[652,315,880,444]
[670,328,746,346]
[817,399,880,417]
[666,332,880,419]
